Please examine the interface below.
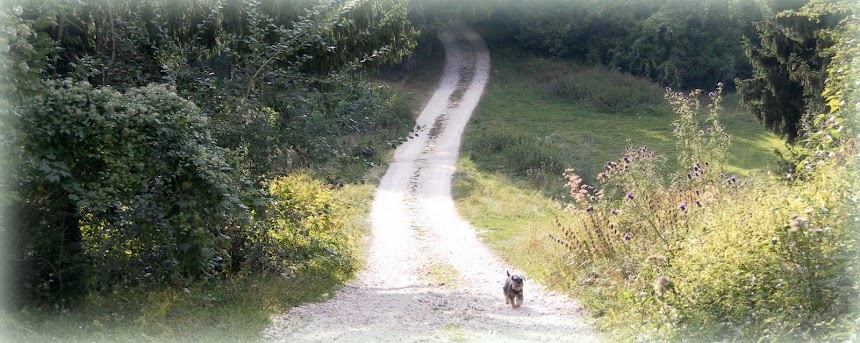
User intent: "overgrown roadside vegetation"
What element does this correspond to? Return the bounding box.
[456,10,859,342]
[0,0,447,341]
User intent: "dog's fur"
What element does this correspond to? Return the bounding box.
[503,271,524,308]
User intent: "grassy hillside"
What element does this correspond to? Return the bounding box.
[461,53,784,198]
[455,48,858,342]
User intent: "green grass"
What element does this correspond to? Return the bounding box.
[462,52,785,198]
[3,274,341,343]
[453,159,573,287]
[455,47,790,338]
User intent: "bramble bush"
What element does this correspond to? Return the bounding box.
[553,86,858,341]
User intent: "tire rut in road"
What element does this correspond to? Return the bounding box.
[263,21,597,343]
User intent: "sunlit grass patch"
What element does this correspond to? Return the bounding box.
[457,50,858,341]
[462,52,784,198]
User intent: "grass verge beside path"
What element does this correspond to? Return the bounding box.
[461,52,784,198]
[455,48,796,340]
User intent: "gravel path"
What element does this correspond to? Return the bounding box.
[262,22,598,343]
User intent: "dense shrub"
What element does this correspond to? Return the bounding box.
[553,87,858,341]
[486,0,762,89]
[242,173,357,280]
[11,80,250,302]
[468,126,563,176]
[4,0,419,307]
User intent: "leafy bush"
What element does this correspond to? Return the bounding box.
[488,0,762,89]
[243,173,356,280]
[11,79,250,301]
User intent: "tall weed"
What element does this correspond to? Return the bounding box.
[553,87,858,341]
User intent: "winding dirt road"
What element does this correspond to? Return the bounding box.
[263,22,597,343]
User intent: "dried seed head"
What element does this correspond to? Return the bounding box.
[647,255,668,264]
[654,275,671,295]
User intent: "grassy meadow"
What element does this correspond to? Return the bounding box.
[461,53,785,198]
[455,48,858,341]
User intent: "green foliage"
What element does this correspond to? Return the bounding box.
[163,0,416,182]
[551,86,858,341]
[4,0,419,309]
[531,59,665,114]
[485,0,763,89]
[243,173,357,280]
[736,0,853,141]
[11,79,250,302]
[468,126,563,176]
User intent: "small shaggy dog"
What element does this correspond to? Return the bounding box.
[503,271,525,308]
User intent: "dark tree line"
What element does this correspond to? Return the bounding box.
[471,0,855,141]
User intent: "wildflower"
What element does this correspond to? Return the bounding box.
[719,173,725,178]
[695,200,702,207]
[623,233,630,241]
[586,206,593,213]
[597,172,609,181]
[678,202,687,212]
[694,190,700,196]
[771,237,778,245]
[611,209,618,215]
[708,91,715,98]
[717,82,723,87]
[626,192,634,200]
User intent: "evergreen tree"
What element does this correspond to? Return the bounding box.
[736,0,851,142]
